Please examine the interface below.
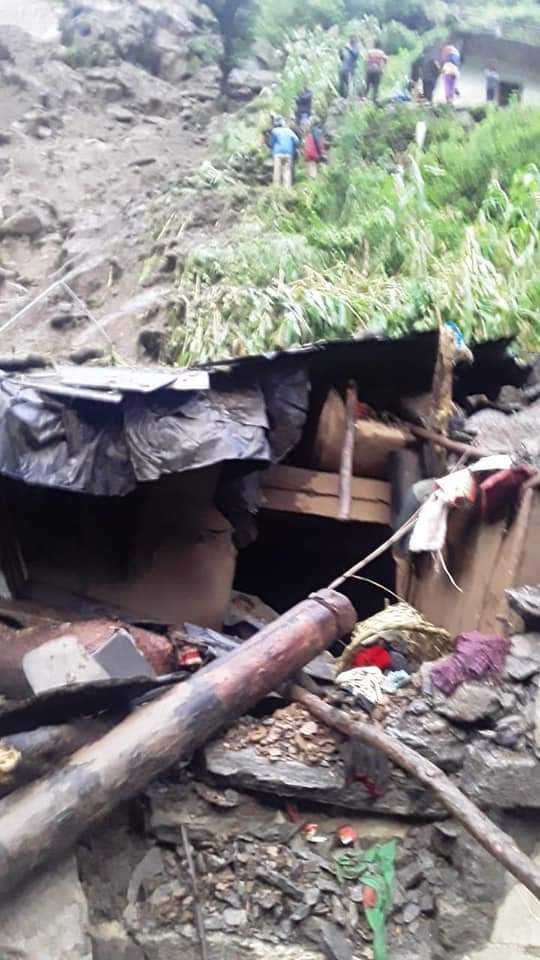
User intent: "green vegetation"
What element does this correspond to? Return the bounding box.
[153,8,540,364]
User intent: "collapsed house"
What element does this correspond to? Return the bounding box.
[0,330,533,644]
[0,329,540,960]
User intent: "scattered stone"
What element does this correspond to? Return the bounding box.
[69,347,106,365]
[435,682,501,723]
[431,821,459,860]
[91,921,145,960]
[419,891,435,915]
[129,156,158,167]
[435,892,493,953]
[50,307,87,330]
[253,888,282,910]
[505,654,540,681]
[305,918,353,960]
[107,105,135,123]
[495,713,528,749]
[0,207,48,238]
[331,895,348,927]
[403,902,421,924]
[126,848,164,907]
[305,887,322,908]
[300,721,319,737]
[138,327,166,361]
[193,781,242,808]
[255,866,304,901]
[511,631,540,653]
[400,862,424,890]
[223,908,247,927]
[290,903,312,923]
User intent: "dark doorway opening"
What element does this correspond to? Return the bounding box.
[234,509,396,650]
[499,80,523,106]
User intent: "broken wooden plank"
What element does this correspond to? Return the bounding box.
[0,589,356,899]
[261,466,391,525]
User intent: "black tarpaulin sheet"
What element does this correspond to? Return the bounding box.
[0,369,309,496]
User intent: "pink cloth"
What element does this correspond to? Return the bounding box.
[430,631,510,695]
[479,466,533,521]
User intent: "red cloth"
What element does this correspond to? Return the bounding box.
[352,645,391,670]
[304,132,325,162]
[479,466,533,521]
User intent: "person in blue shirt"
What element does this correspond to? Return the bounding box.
[339,36,360,98]
[270,117,299,189]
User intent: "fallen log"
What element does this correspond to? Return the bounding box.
[292,684,540,901]
[0,589,355,899]
[0,721,113,796]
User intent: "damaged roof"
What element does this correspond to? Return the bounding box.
[0,332,527,496]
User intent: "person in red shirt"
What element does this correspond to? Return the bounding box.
[365,44,388,102]
[303,119,326,179]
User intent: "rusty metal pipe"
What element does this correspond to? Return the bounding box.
[0,590,355,899]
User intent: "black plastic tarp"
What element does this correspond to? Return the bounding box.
[0,369,309,496]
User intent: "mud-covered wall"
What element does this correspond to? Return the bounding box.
[0,467,236,628]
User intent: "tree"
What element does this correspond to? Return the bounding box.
[257,0,346,46]
[201,0,258,100]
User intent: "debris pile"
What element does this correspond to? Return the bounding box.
[76,776,534,960]
[0,329,538,960]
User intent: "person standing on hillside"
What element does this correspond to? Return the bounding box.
[485,64,500,103]
[365,43,388,102]
[442,59,459,103]
[442,42,461,67]
[304,118,326,178]
[421,56,440,103]
[338,36,360,98]
[270,117,299,189]
[295,85,313,126]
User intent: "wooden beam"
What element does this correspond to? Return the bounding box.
[261,466,391,525]
[0,590,356,899]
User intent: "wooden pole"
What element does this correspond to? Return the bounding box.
[0,721,113,796]
[0,590,356,899]
[328,512,419,589]
[338,382,357,521]
[406,424,493,460]
[292,685,540,901]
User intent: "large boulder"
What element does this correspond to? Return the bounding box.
[0,204,55,238]
[58,0,217,83]
[228,66,276,100]
[461,742,540,807]
[0,856,91,960]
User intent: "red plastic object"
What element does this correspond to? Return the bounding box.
[352,645,391,670]
[337,825,358,846]
[176,647,203,669]
[363,885,378,909]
